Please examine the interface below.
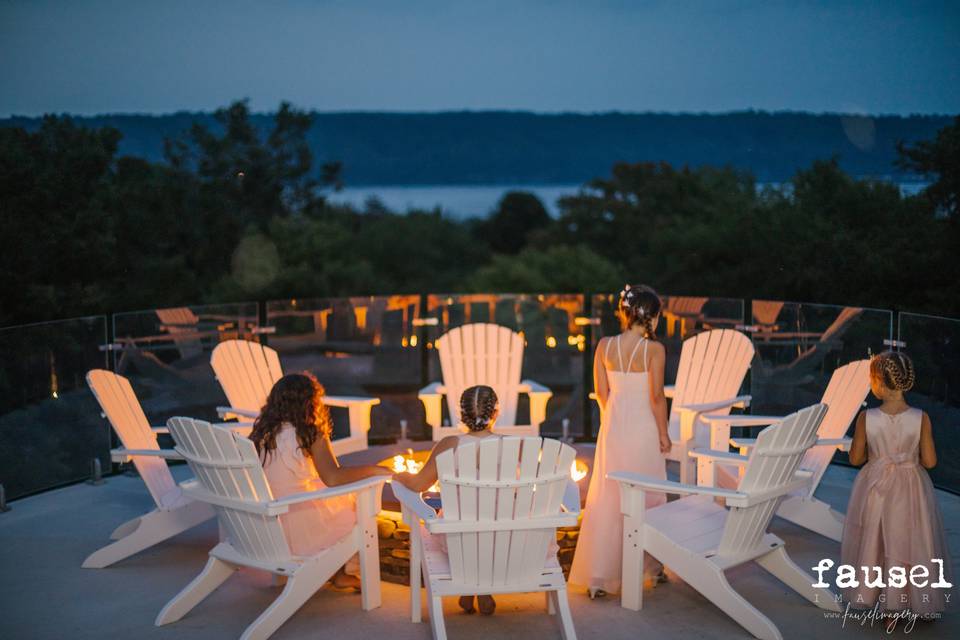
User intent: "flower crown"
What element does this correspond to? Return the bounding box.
[618,284,647,317]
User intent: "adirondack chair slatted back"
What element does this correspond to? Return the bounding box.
[436,324,524,427]
[718,404,827,556]
[211,340,283,414]
[669,329,755,441]
[167,417,291,562]
[86,369,177,507]
[435,436,575,587]
[799,360,870,495]
[156,307,204,359]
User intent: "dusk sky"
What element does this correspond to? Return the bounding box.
[1,0,958,117]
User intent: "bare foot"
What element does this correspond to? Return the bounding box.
[458,595,476,613]
[477,595,496,615]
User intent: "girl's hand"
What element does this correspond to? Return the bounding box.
[659,432,672,454]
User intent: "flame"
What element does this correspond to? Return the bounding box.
[410,334,418,347]
[389,449,440,492]
[571,459,588,482]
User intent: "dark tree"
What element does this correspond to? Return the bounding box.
[475,191,552,254]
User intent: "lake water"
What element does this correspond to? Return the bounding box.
[328,182,929,220]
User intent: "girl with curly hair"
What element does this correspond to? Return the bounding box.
[250,372,391,590]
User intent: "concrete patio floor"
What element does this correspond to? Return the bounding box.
[2,450,958,640]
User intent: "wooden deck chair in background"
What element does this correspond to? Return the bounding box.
[662,296,708,338]
[156,417,386,640]
[612,404,840,640]
[663,329,754,484]
[82,369,214,568]
[394,436,580,640]
[418,323,553,441]
[211,339,380,456]
[700,359,871,541]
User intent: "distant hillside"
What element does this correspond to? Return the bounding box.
[1,110,952,184]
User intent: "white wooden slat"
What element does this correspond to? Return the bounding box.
[435,448,464,582]
[476,438,499,585]
[505,437,540,584]
[520,439,572,579]
[456,442,480,586]
[492,437,521,585]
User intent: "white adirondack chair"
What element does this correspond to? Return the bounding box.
[394,437,580,640]
[661,329,755,484]
[157,417,386,640]
[611,404,841,640]
[211,339,380,456]
[82,369,214,568]
[700,359,871,541]
[418,323,553,441]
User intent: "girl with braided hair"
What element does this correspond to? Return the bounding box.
[570,284,670,599]
[392,385,502,615]
[842,351,951,617]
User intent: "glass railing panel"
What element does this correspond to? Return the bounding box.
[110,303,259,425]
[588,293,745,437]
[424,294,586,438]
[266,295,422,441]
[0,316,109,499]
[749,301,892,416]
[898,312,960,493]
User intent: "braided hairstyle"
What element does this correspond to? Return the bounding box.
[459,385,499,432]
[617,284,662,338]
[249,372,333,461]
[870,351,916,392]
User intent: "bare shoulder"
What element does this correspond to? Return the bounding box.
[435,435,460,454]
[920,410,932,427]
[855,409,868,426]
[646,340,666,359]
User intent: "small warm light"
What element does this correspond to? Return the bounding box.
[546,336,557,348]
[385,449,439,492]
[567,335,578,346]
[410,335,418,347]
[426,341,434,349]
[51,391,59,399]
[571,459,589,482]
[577,342,585,352]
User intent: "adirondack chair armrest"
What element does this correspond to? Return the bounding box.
[111,447,183,463]
[729,436,758,452]
[216,406,259,419]
[418,382,447,398]
[674,395,752,415]
[561,479,581,515]
[418,383,447,430]
[323,395,381,409]
[268,476,388,512]
[391,481,439,522]
[608,472,744,502]
[151,426,170,434]
[664,384,675,398]
[817,437,852,451]
[518,379,551,395]
[687,448,749,467]
[701,413,783,428]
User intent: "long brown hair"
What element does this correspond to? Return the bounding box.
[249,372,332,461]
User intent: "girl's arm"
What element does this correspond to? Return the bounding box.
[309,435,393,487]
[646,341,671,453]
[919,411,937,469]
[593,338,610,411]
[847,411,868,466]
[392,436,459,492]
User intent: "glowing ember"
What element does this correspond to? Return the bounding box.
[382,449,440,492]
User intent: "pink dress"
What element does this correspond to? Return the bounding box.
[841,408,952,615]
[261,424,358,563]
[569,336,666,593]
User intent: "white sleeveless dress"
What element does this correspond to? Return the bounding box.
[569,336,667,594]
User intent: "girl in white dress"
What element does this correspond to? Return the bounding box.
[569,284,671,598]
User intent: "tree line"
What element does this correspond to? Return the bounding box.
[1,101,958,328]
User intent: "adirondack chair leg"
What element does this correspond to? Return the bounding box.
[620,508,646,611]
[83,502,214,568]
[546,591,556,614]
[240,568,328,640]
[552,588,577,640]
[775,496,844,542]
[424,578,447,640]
[155,556,237,625]
[357,520,382,611]
[406,511,423,623]
[756,546,842,612]
[109,515,142,540]
[687,565,781,640]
